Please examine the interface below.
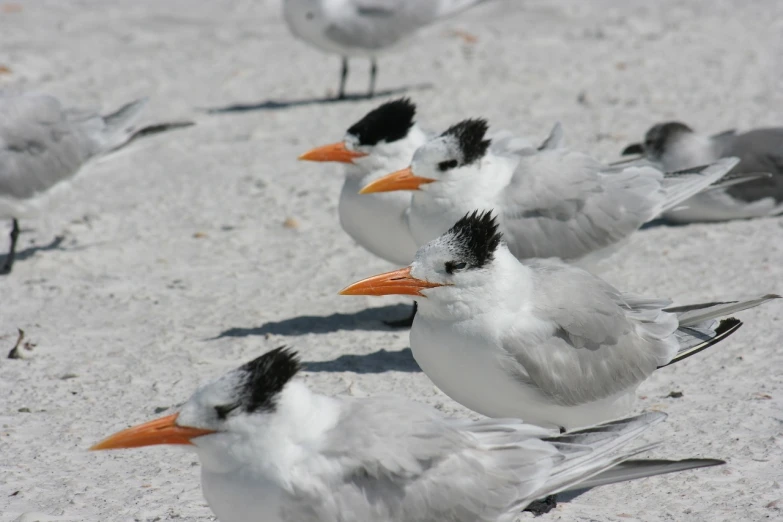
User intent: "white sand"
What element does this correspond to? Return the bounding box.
[1,0,782,520]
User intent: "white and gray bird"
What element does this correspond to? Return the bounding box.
[0,93,193,274]
[283,0,493,99]
[91,346,724,522]
[340,211,779,429]
[359,118,742,269]
[299,98,426,266]
[618,122,783,222]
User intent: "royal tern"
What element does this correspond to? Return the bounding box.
[283,0,493,99]
[299,98,425,266]
[359,119,741,266]
[92,346,724,521]
[619,122,783,222]
[340,211,779,429]
[0,93,193,274]
[299,99,531,327]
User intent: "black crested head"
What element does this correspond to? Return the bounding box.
[440,119,491,166]
[346,98,416,146]
[446,210,502,269]
[644,121,693,158]
[232,346,301,415]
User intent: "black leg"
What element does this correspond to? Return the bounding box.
[368,58,378,98]
[524,495,558,516]
[1,218,19,275]
[338,57,348,100]
[384,302,417,328]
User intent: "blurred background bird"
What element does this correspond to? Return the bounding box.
[618,122,783,222]
[282,0,495,99]
[0,93,193,274]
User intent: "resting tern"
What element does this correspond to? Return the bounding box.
[299,100,531,326]
[359,119,742,267]
[340,211,779,429]
[283,0,493,99]
[92,346,724,521]
[299,98,425,266]
[619,121,783,222]
[0,93,193,274]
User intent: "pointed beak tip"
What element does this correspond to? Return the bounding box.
[358,167,433,194]
[339,267,442,297]
[87,413,215,451]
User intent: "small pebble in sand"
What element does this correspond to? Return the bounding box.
[1,4,22,14]
[666,391,684,399]
[283,217,299,229]
[193,231,208,239]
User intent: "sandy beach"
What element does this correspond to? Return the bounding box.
[1,0,782,520]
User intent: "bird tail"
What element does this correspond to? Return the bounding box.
[97,98,194,153]
[100,98,151,151]
[514,413,672,508]
[567,457,724,491]
[537,122,565,151]
[701,170,772,191]
[660,294,780,368]
[657,157,740,214]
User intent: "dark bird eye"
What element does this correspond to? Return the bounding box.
[306,12,314,20]
[438,159,458,172]
[444,261,467,274]
[214,403,240,420]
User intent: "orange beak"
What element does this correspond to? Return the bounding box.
[339,267,445,297]
[298,142,368,164]
[89,413,216,451]
[358,167,436,194]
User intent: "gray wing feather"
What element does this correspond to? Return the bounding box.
[499,149,669,260]
[500,260,678,406]
[567,458,724,491]
[537,122,565,151]
[289,400,674,521]
[719,128,783,203]
[668,294,780,326]
[286,396,556,522]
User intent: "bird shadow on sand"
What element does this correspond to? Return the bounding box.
[213,304,414,338]
[202,84,433,114]
[0,235,66,269]
[303,348,421,374]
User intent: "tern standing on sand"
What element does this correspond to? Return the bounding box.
[360,118,743,267]
[283,0,493,99]
[0,93,192,274]
[92,346,724,522]
[299,98,426,266]
[341,211,779,429]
